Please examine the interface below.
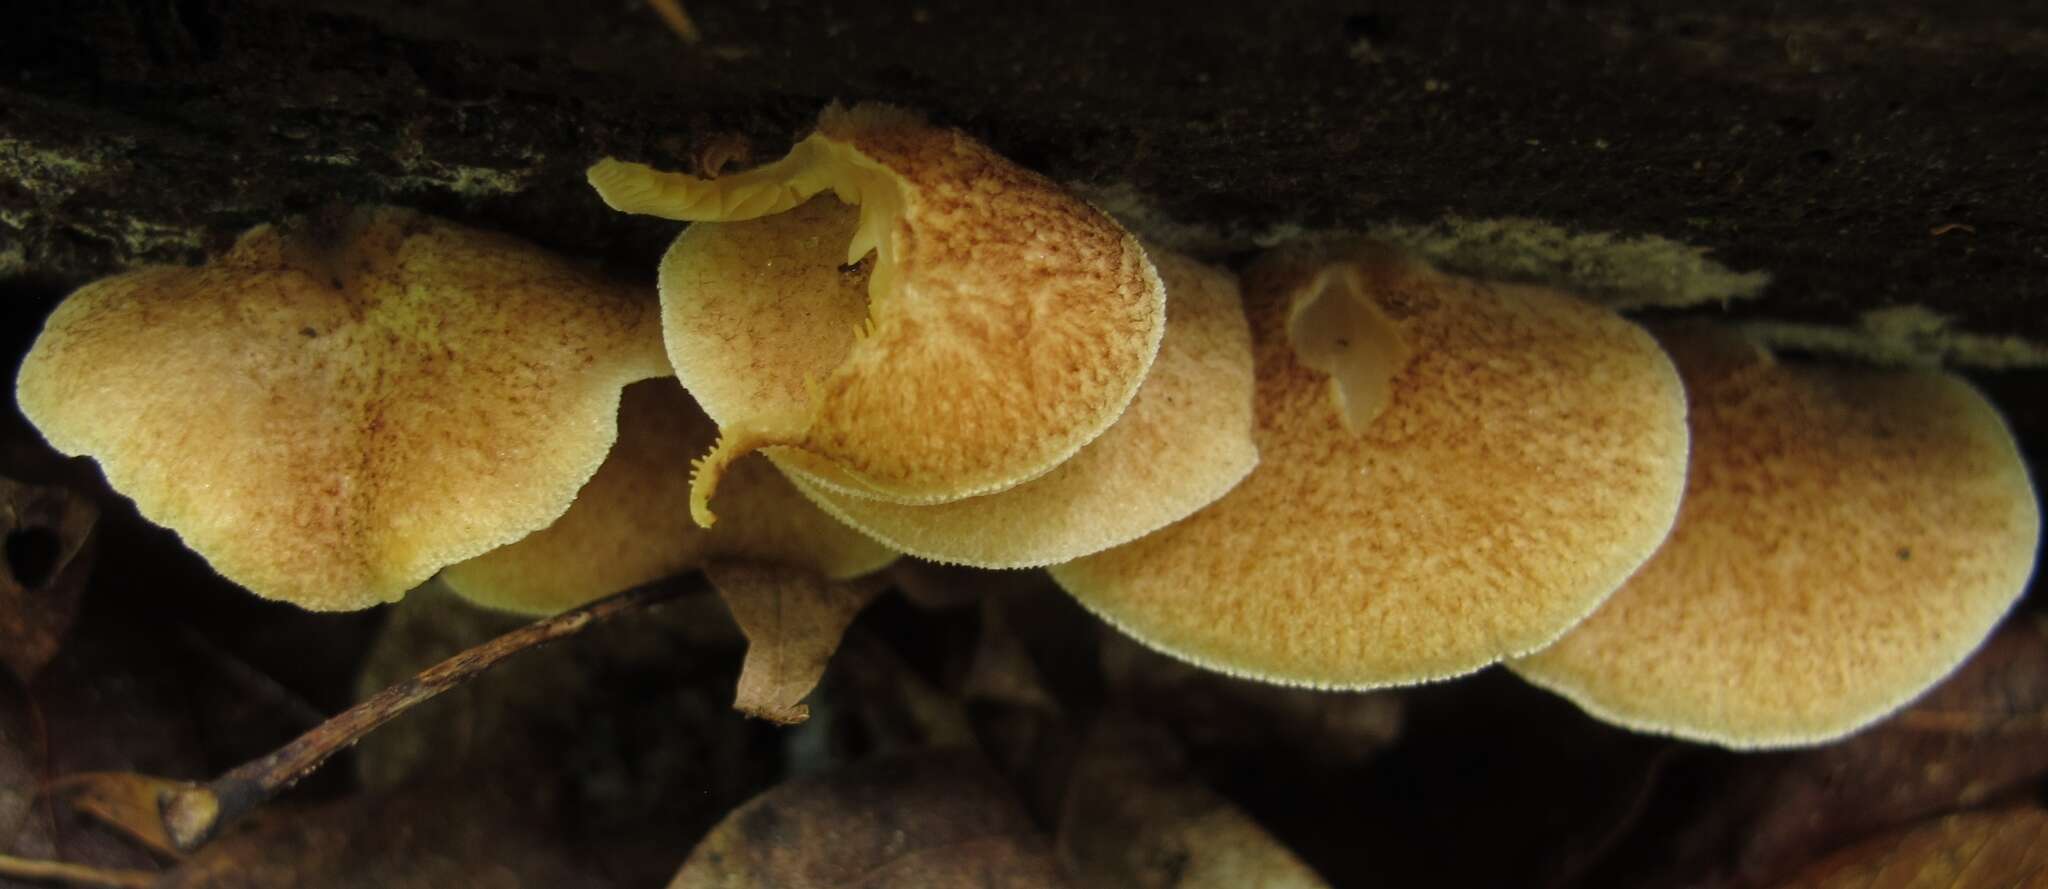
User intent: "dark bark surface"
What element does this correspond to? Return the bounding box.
[6,0,2047,334]
[9,0,2043,492]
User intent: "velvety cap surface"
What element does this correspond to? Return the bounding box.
[1512,324,2041,747]
[1053,243,1690,687]
[440,379,898,615]
[792,248,1257,568]
[592,103,1164,523]
[16,207,670,609]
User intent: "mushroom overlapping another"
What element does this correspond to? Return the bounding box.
[788,247,1259,568]
[16,207,670,609]
[1511,324,2041,748]
[440,378,898,616]
[1051,241,1692,688]
[589,103,1166,525]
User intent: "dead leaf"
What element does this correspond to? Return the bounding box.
[43,772,203,860]
[1768,807,2048,889]
[157,782,612,889]
[356,580,746,785]
[0,681,41,858]
[1577,616,2048,889]
[1597,616,2048,889]
[963,596,1061,714]
[957,593,1079,826]
[1058,715,1333,889]
[0,606,245,885]
[351,582,770,888]
[670,749,1073,889]
[831,632,978,751]
[709,561,889,725]
[0,476,97,684]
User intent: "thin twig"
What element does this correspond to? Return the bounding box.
[0,853,155,889]
[646,0,702,44]
[158,575,702,851]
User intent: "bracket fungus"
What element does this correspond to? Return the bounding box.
[1511,324,2042,748]
[15,207,670,610]
[1051,242,1691,688]
[588,103,1165,525]
[789,248,1258,568]
[440,379,898,616]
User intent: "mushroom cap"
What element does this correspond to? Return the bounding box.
[1050,242,1691,688]
[439,378,898,615]
[590,103,1165,524]
[14,207,670,610]
[790,248,1258,568]
[1510,324,2041,748]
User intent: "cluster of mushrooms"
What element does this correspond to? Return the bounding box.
[17,104,2041,750]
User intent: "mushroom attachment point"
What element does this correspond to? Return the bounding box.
[1287,264,1411,434]
[588,103,1166,526]
[1511,324,2042,749]
[788,248,1259,569]
[14,207,671,610]
[1051,242,1691,688]
[440,379,898,615]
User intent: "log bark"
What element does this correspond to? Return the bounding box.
[3,0,2044,446]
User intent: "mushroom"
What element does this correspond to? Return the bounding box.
[439,378,898,615]
[1050,241,1691,688]
[14,207,670,610]
[588,103,1165,525]
[789,247,1258,568]
[1510,323,2041,748]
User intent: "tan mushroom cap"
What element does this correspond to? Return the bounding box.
[14,207,670,610]
[589,103,1165,524]
[1050,242,1691,688]
[791,248,1258,568]
[440,378,898,615]
[1511,324,2041,748]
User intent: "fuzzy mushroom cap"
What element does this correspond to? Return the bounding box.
[14,207,671,610]
[440,379,898,615]
[1511,324,2042,748]
[789,248,1258,568]
[589,103,1165,524]
[1050,242,1691,688]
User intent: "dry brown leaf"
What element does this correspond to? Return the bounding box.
[670,749,1073,889]
[0,602,217,883]
[1769,808,2048,889]
[44,772,202,860]
[1058,715,1333,889]
[963,596,1062,714]
[0,685,48,887]
[830,632,978,752]
[709,561,888,725]
[157,783,610,889]
[349,583,772,889]
[1616,617,2048,888]
[954,591,1082,826]
[0,476,97,684]
[353,582,743,789]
